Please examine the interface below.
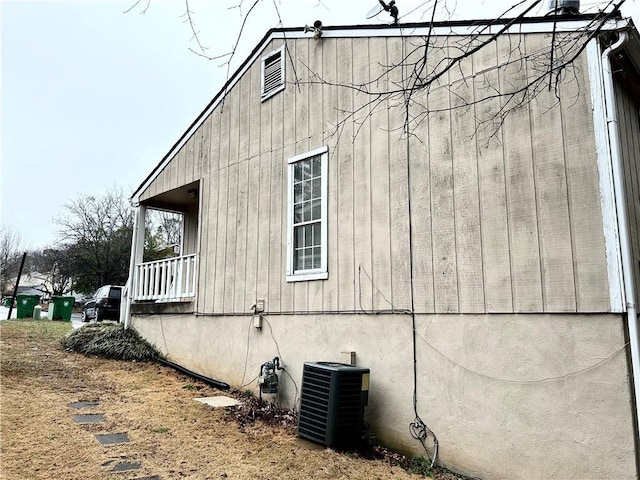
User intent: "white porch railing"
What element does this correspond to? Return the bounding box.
[133,254,197,302]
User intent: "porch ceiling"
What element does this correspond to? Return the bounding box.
[141,181,199,212]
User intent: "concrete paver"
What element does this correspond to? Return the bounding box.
[95,433,129,445]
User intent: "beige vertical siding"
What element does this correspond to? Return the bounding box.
[477,38,513,313]
[615,74,640,306]
[528,36,577,312]
[322,38,339,312]
[498,35,543,312]
[451,39,484,313]
[183,203,198,254]
[387,37,412,311]
[335,38,356,312]
[139,33,612,315]
[429,40,459,314]
[352,36,374,313]
[293,38,310,312]
[201,108,221,314]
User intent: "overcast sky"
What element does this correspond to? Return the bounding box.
[2,0,639,250]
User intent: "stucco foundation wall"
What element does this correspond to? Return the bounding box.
[131,312,636,479]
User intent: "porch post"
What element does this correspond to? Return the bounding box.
[123,204,146,329]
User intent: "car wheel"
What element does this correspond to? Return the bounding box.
[81,310,88,322]
[95,308,102,322]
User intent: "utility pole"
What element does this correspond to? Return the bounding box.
[7,252,27,320]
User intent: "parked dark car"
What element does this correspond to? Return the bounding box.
[81,285,123,322]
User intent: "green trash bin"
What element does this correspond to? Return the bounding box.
[2,297,12,308]
[16,294,41,318]
[51,296,75,321]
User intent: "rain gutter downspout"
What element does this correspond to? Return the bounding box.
[601,30,640,442]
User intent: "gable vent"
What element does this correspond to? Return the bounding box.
[297,362,370,449]
[261,47,285,100]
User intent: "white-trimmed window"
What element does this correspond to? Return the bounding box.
[286,146,328,282]
[261,46,285,101]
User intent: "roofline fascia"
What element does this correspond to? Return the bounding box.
[130,14,631,203]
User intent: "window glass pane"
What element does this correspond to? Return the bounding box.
[304,203,310,223]
[311,199,321,221]
[312,223,320,246]
[312,247,321,268]
[294,163,303,182]
[304,225,313,246]
[304,248,311,270]
[312,156,321,177]
[312,178,321,199]
[294,204,303,223]
[296,247,311,271]
[294,183,302,203]
[295,226,304,249]
[302,160,312,180]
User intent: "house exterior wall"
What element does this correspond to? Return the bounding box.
[131,30,638,479]
[131,312,636,479]
[138,33,612,316]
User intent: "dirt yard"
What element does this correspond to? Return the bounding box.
[0,320,460,480]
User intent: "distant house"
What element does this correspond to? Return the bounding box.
[4,273,48,299]
[124,13,640,479]
[15,285,46,297]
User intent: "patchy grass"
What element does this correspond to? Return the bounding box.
[2,318,73,341]
[61,322,163,361]
[2,320,473,480]
[2,319,427,480]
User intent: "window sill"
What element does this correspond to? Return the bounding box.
[286,271,328,282]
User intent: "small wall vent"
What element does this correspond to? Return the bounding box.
[297,362,370,449]
[261,46,285,101]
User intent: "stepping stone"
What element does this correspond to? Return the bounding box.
[68,401,99,409]
[194,396,240,408]
[111,461,141,472]
[73,413,105,424]
[96,433,129,445]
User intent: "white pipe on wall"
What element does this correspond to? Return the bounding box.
[601,31,640,442]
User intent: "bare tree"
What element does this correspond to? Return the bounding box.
[28,248,74,296]
[0,227,26,296]
[55,187,134,293]
[148,209,183,247]
[126,0,628,139]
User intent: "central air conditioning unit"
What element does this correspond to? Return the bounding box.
[297,362,370,449]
